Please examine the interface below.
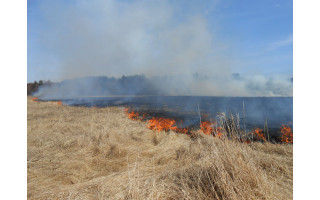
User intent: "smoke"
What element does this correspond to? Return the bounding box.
[33,0,292,97]
[34,74,292,99]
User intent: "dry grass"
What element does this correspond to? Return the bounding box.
[28,97,292,199]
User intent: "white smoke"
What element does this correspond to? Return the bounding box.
[33,0,292,97]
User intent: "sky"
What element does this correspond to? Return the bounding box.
[27,0,293,82]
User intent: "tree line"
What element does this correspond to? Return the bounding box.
[27,80,53,95]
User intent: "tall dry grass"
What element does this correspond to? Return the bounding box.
[28,97,292,199]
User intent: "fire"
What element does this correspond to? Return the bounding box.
[280,125,293,144]
[251,128,266,142]
[148,117,177,132]
[200,121,224,138]
[123,108,293,144]
[200,121,213,135]
[124,108,220,137]
[124,108,142,121]
[214,127,223,138]
[128,111,139,120]
[57,101,62,106]
[176,127,189,134]
[32,97,38,101]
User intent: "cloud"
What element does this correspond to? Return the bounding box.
[249,34,292,57]
[267,34,293,51]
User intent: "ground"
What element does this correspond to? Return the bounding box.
[27,96,292,199]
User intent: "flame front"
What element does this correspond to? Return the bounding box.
[123,108,292,144]
[128,111,139,120]
[200,121,224,138]
[215,127,223,138]
[124,108,140,120]
[176,127,189,134]
[200,121,213,135]
[148,117,178,132]
[32,97,38,101]
[280,125,293,144]
[251,128,266,142]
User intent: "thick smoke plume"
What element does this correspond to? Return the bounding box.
[34,0,292,98]
[35,74,292,98]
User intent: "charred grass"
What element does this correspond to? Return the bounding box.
[27,97,292,199]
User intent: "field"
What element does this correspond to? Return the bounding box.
[27,96,293,199]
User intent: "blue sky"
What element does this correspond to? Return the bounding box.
[27,0,292,82]
[208,0,293,75]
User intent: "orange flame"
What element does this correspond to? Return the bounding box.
[123,108,294,144]
[148,117,178,132]
[57,101,62,106]
[214,127,223,138]
[176,127,189,134]
[128,111,139,120]
[200,121,213,135]
[32,97,38,101]
[200,120,224,138]
[280,125,293,144]
[124,108,141,121]
[147,117,188,134]
[251,128,266,142]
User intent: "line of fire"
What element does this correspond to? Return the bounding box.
[123,107,292,144]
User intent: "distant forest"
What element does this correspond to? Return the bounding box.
[27,80,54,95]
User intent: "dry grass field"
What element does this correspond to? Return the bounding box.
[27,96,293,199]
